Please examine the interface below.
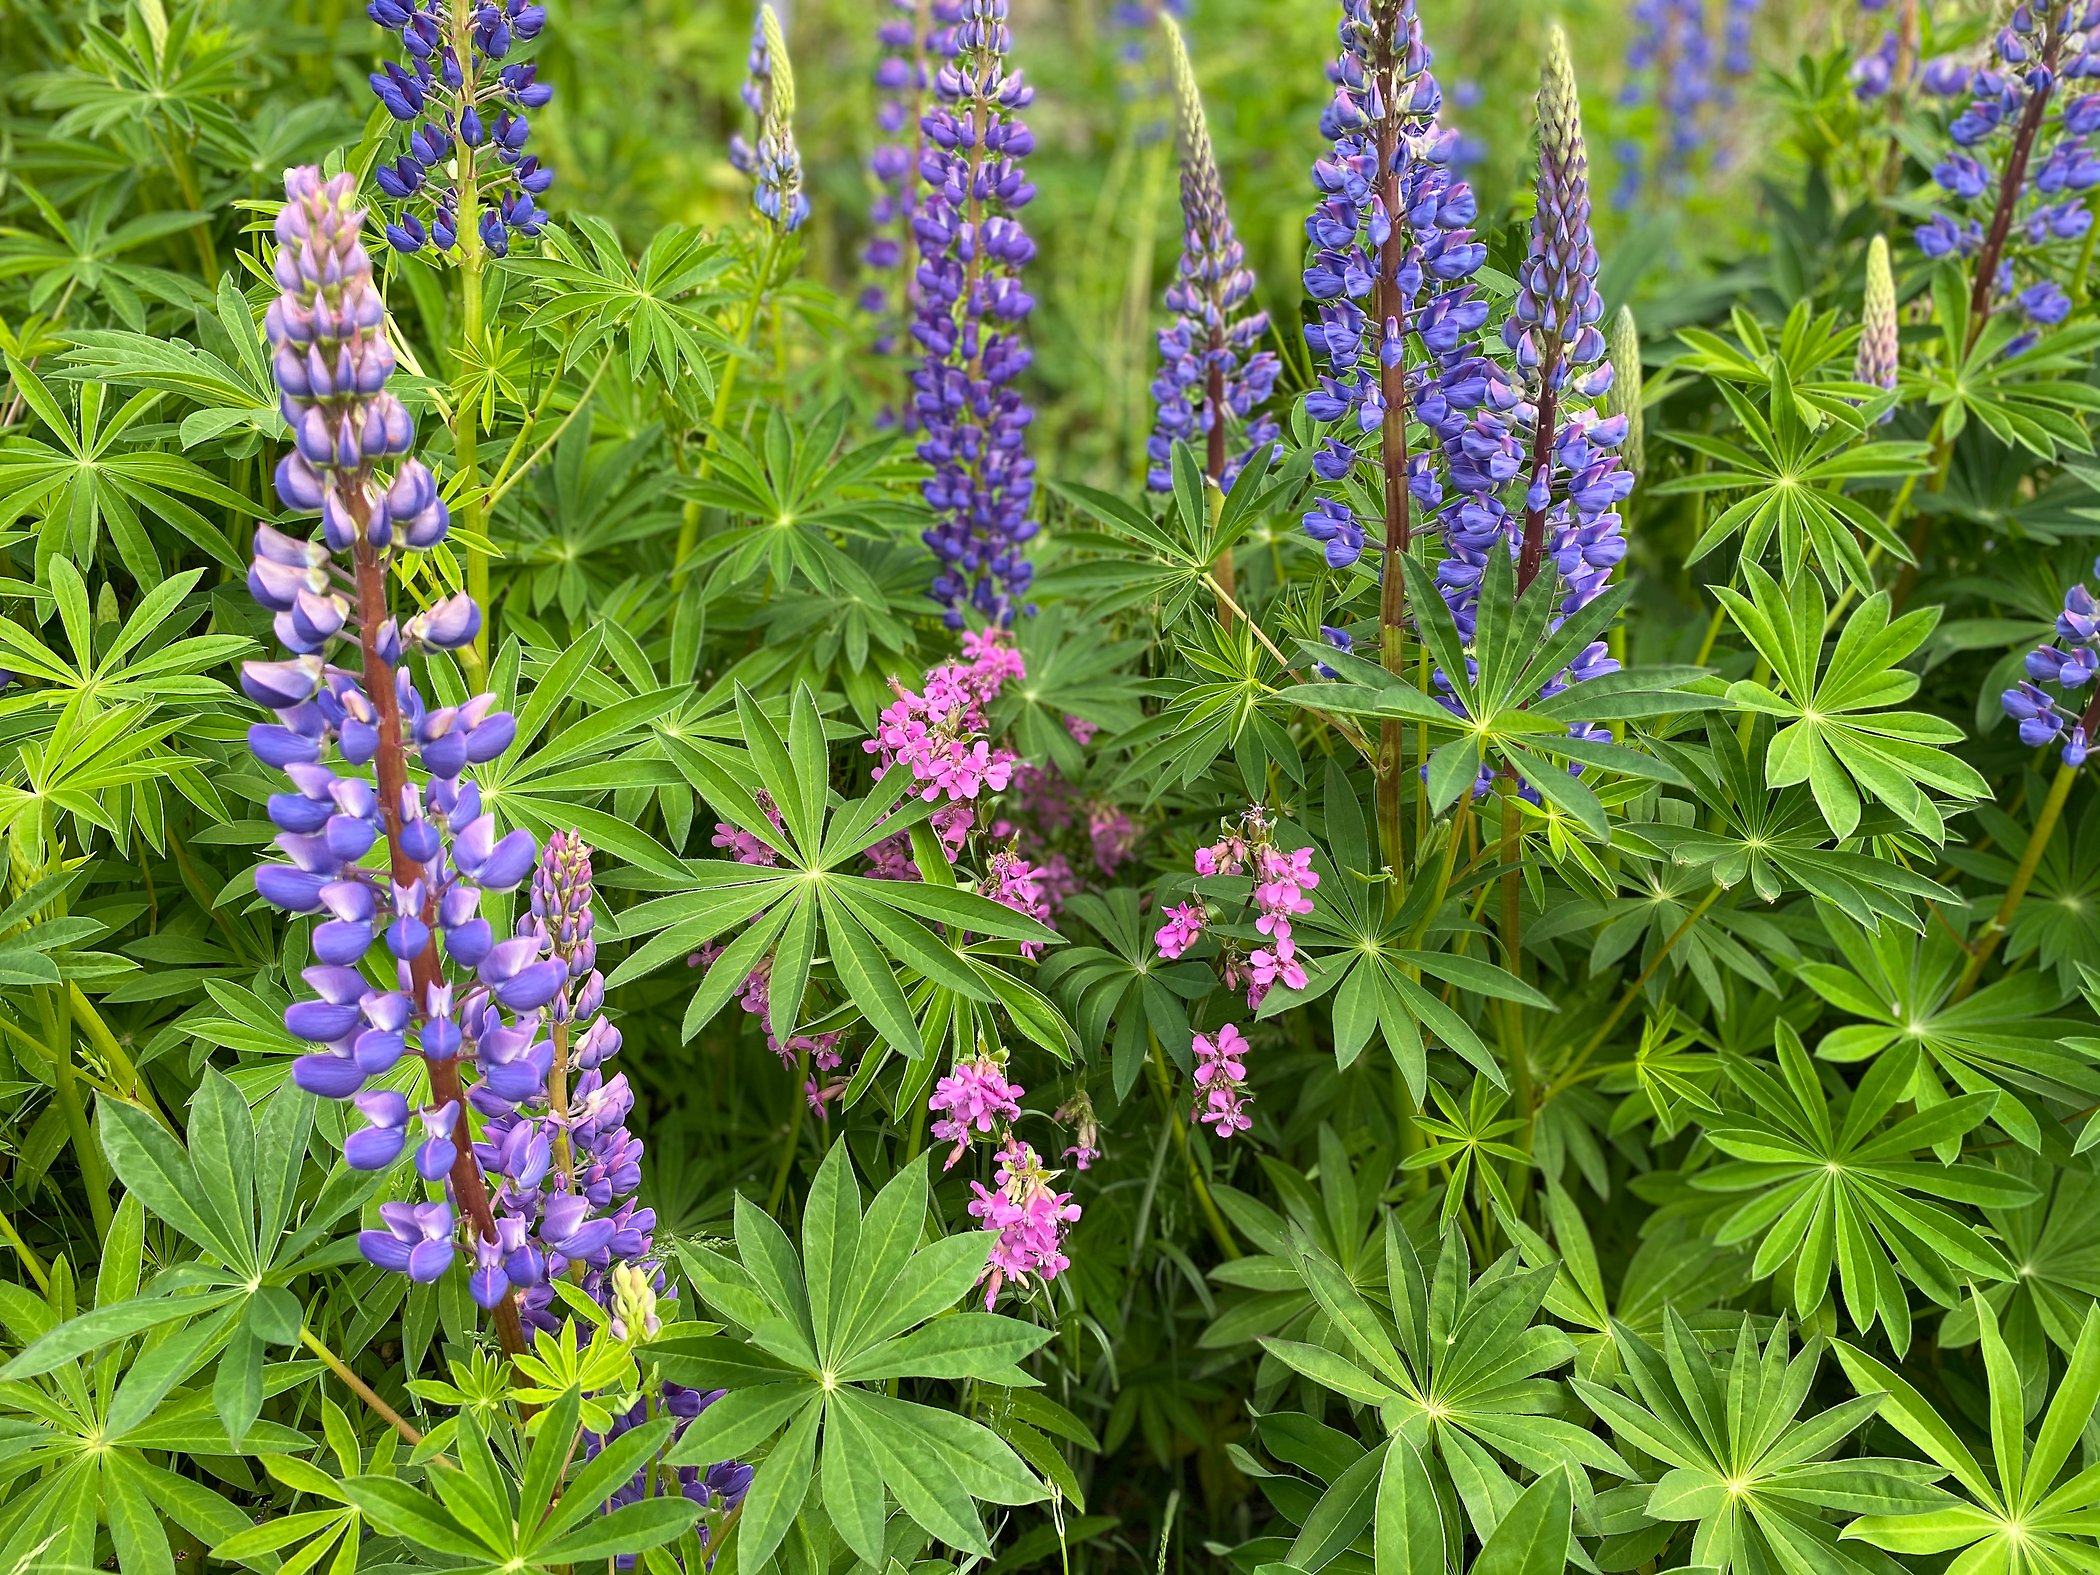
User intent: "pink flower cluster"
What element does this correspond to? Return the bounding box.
[1192,1023,1252,1137]
[1165,807,1321,1012]
[981,847,1054,959]
[928,1048,1024,1169]
[863,631,1026,803]
[1055,1091,1101,1171]
[1154,900,1206,960]
[967,1134,1081,1309]
[711,789,787,866]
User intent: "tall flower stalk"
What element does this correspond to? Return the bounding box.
[1148,17,1280,495]
[244,167,537,1355]
[913,0,1041,626]
[1299,0,1487,879]
[366,0,555,680]
[864,0,962,389]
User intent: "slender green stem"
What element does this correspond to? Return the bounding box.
[1499,783,1533,1209]
[67,986,172,1131]
[673,231,780,589]
[764,1048,810,1218]
[1954,760,2078,1002]
[1547,886,1720,1100]
[484,356,607,512]
[1145,1034,1241,1260]
[0,1205,48,1292]
[37,985,112,1239]
[459,259,488,682]
[302,1328,423,1445]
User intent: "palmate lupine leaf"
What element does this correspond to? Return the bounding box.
[1690,1027,2037,1351]
[657,1145,1050,1570]
[58,273,284,449]
[1798,910,2100,1151]
[1572,1313,1941,1575]
[0,1188,309,1575]
[1719,565,1990,841]
[1259,1220,1629,1559]
[1282,552,1714,841]
[1916,264,2100,457]
[603,683,1064,1054]
[0,354,248,584]
[1037,887,1210,1101]
[1,1072,384,1445]
[0,179,202,332]
[1654,358,1927,591]
[1838,1299,2100,1575]
[510,216,736,390]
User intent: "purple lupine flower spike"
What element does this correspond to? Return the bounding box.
[864,1,965,376]
[1916,4,2100,355]
[243,167,544,1348]
[913,0,1041,627]
[1146,17,1280,491]
[2008,560,2100,768]
[364,0,551,258]
[731,6,811,233]
[1297,0,1490,575]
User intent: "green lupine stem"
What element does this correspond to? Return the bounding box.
[67,985,172,1132]
[0,1205,48,1292]
[1500,781,1534,1208]
[765,1045,810,1218]
[1145,1032,1241,1261]
[1953,756,2082,1003]
[302,1328,423,1445]
[1546,885,1720,1100]
[36,984,112,1239]
[672,230,781,590]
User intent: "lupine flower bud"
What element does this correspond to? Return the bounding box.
[1605,305,1644,478]
[1856,235,1900,411]
[730,6,811,233]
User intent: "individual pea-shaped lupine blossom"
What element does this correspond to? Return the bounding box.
[1145,17,1280,491]
[243,168,548,1333]
[2005,559,2100,767]
[729,5,811,234]
[1298,0,1489,575]
[912,0,1041,626]
[366,0,552,257]
[1856,235,1899,411]
[863,0,963,356]
[1916,4,2100,351]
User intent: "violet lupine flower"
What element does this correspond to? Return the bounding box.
[928,1047,1024,1169]
[1297,0,1489,574]
[730,6,811,234]
[1616,0,1716,202]
[1856,235,1900,411]
[2005,561,2100,767]
[1917,6,2100,352]
[1146,18,1281,492]
[1191,1023,1252,1136]
[912,0,1041,626]
[863,2,964,358]
[246,169,538,1312]
[967,1134,1079,1308]
[366,0,552,257]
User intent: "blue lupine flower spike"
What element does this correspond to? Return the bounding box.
[912,0,1041,627]
[1146,16,1280,492]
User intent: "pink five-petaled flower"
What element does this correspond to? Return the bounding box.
[1154,900,1207,961]
[1248,934,1307,994]
[928,1048,1024,1169]
[967,1134,1080,1309]
[1192,1023,1253,1137]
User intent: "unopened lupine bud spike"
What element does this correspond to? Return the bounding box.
[1606,305,1645,477]
[1856,235,1900,408]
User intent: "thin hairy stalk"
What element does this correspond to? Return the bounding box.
[1145,1032,1242,1260]
[303,1328,424,1446]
